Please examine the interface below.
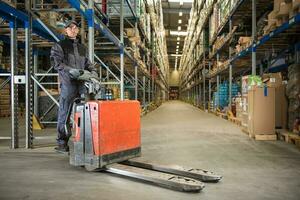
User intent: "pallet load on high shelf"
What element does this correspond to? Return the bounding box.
[67,69,222,192]
[0,78,10,117]
[235,37,252,54]
[0,48,25,73]
[209,0,240,41]
[264,0,300,35]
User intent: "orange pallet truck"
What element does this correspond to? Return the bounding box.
[68,70,222,192]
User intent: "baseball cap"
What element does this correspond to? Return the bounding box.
[64,20,79,28]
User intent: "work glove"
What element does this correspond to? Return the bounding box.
[69,69,84,80]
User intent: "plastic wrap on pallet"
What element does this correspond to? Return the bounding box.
[213,81,241,108]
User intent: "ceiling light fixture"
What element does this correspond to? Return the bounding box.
[178,26,181,31]
[179,12,183,16]
[168,0,193,3]
[170,31,188,36]
[178,19,182,24]
[177,37,180,41]
[170,54,182,57]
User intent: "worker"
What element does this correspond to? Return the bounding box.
[50,20,97,153]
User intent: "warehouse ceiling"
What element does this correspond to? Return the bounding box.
[162,0,192,71]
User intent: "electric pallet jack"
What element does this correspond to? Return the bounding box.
[68,69,222,192]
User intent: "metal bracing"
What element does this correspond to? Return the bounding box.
[203,69,206,110]
[0,77,10,90]
[33,52,38,116]
[216,75,220,109]
[148,79,151,103]
[111,62,135,86]
[133,0,138,101]
[120,0,124,100]
[251,0,256,75]
[228,18,233,109]
[31,76,59,106]
[208,62,211,107]
[135,64,138,100]
[10,20,18,149]
[142,76,146,106]
[94,55,120,82]
[88,0,94,64]
[25,3,34,148]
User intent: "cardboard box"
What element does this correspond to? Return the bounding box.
[248,87,275,136]
[274,0,286,12]
[262,73,287,128]
[262,72,283,87]
[268,11,277,26]
[277,2,292,16]
[125,28,137,37]
[238,37,251,46]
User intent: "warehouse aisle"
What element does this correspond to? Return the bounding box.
[0,101,300,200]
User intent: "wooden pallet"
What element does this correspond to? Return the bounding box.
[216,111,227,119]
[241,128,249,135]
[277,130,291,142]
[254,134,277,141]
[228,116,241,126]
[242,128,277,141]
[276,129,300,149]
[227,111,241,126]
[288,135,300,149]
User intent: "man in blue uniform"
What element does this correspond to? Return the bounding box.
[50,21,97,153]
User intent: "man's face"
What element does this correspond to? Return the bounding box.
[65,23,79,39]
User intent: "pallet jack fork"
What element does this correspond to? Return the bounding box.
[68,70,222,192]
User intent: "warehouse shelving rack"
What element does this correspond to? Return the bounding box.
[179,0,300,111]
[0,0,169,149]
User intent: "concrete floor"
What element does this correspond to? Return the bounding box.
[0,100,300,200]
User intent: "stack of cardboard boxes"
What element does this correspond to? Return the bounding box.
[262,72,288,129]
[264,0,300,35]
[247,87,276,139]
[125,28,142,60]
[235,37,252,54]
[235,73,288,139]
